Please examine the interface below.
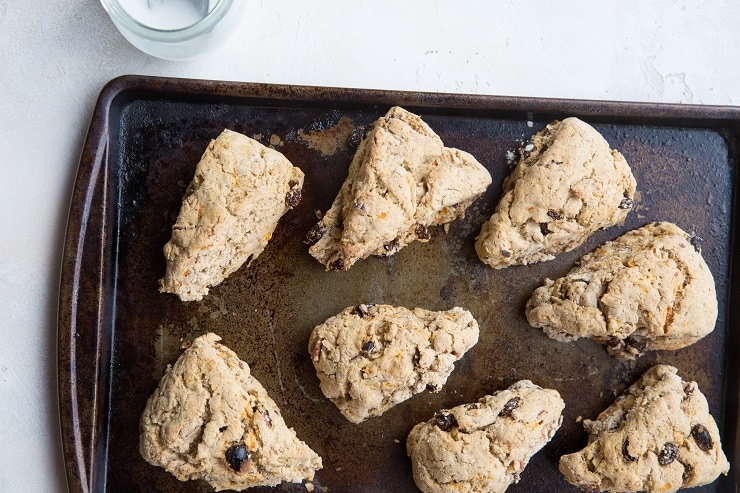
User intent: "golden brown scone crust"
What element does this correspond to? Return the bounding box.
[160,129,304,301]
[476,117,636,268]
[308,106,491,271]
[140,333,322,491]
[308,304,479,423]
[526,222,717,359]
[407,381,564,493]
[560,365,729,493]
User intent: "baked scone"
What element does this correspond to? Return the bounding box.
[308,304,479,423]
[560,365,729,493]
[159,129,304,301]
[406,380,564,493]
[307,106,492,271]
[476,117,636,268]
[526,222,717,360]
[140,333,322,491]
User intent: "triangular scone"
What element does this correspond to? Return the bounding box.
[140,333,322,491]
[159,129,304,301]
[526,222,717,360]
[307,107,492,271]
[476,117,636,268]
[560,365,729,493]
[407,381,564,493]
[309,304,479,423]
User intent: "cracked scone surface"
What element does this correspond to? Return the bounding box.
[526,222,717,360]
[308,304,479,423]
[307,106,492,271]
[559,365,729,493]
[140,333,322,491]
[159,129,304,301]
[476,117,636,268]
[406,380,564,493]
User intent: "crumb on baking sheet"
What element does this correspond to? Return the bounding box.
[506,149,516,165]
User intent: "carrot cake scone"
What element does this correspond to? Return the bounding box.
[560,365,729,492]
[307,106,492,271]
[309,304,479,423]
[407,380,564,493]
[476,117,636,268]
[140,333,322,491]
[526,222,717,360]
[160,129,304,301]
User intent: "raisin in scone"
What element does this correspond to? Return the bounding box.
[560,365,729,493]
[140,333,322,491]
[309,304,479,423]
[159,129,304,301]
[476,117,636,268]
[307,107,492,271]
[526,222,717,360]
[407,381,564,493]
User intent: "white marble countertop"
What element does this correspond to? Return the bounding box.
[1,1,739,491]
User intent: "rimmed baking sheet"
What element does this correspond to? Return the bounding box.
[59,75,740,492]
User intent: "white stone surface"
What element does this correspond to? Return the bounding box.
[0,0,738,491]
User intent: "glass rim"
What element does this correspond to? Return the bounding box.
[100,0,235,42]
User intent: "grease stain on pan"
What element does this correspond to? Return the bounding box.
[629,190,648,220]
[297,116,354,156]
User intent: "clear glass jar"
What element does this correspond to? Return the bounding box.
[100,0,246,61]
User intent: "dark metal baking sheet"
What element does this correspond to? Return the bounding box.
[59,75,740,493]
